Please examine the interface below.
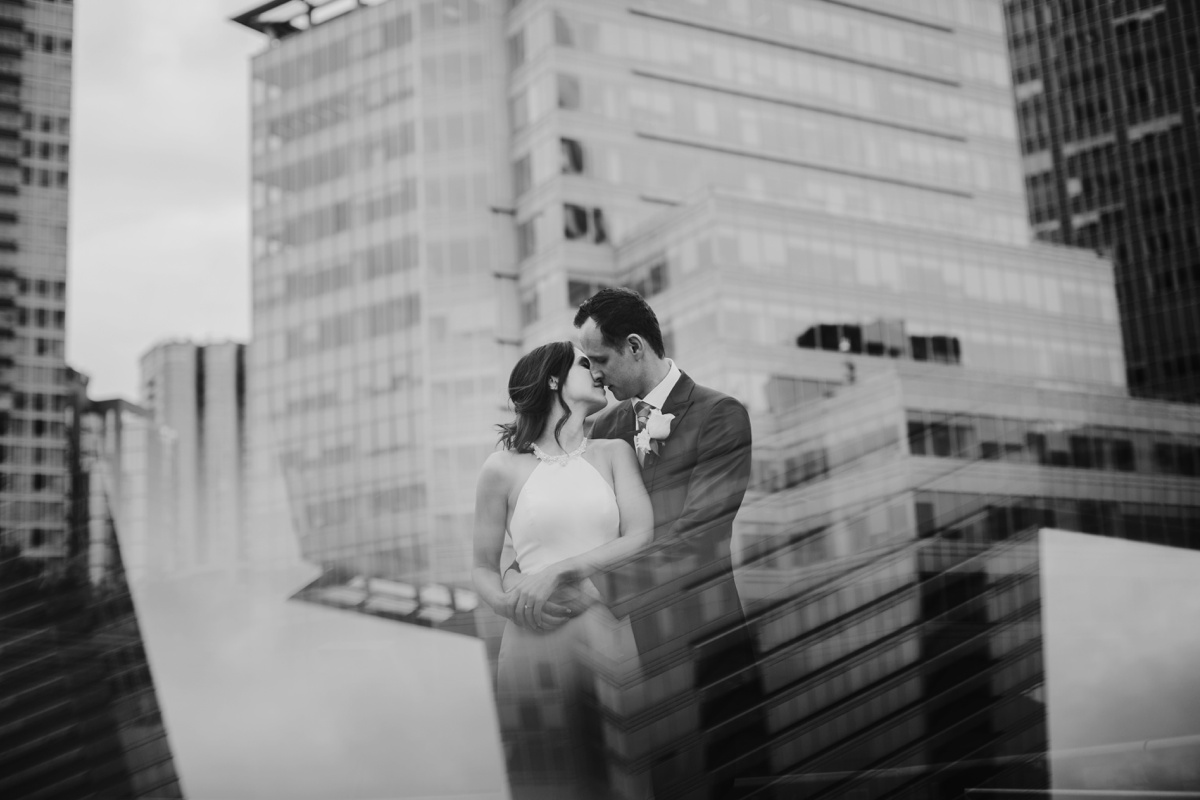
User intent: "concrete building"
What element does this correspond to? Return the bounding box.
[139,340,248,576]
[0,0,73,566]
[235,0,1037,583]
[1004,0,1200,401]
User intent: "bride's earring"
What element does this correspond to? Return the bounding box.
[549,379,559,391]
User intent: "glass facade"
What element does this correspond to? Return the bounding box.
[234,0,1200,797]
[1005,0,1200,401]
[732,366,1200,797]
[0,0,73,571]
[247,0,512,586]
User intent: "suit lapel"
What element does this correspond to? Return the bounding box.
[643,373,696,487]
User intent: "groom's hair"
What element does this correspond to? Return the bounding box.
[574,287,666,358]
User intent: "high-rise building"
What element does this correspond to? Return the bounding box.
[0,0,74,567]
[140,339,248,575]
[234,1,1200,796]
[237,0,514,586]
[235,0,1056,586]
[1004,0,1200,401]
[0,5,183,796]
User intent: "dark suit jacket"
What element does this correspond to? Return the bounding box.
[589,371,753,645]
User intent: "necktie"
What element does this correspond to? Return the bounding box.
[634,400,654,465]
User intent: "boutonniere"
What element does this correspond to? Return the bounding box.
[635,408,676,456]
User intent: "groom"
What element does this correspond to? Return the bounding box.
[575,288,765,797]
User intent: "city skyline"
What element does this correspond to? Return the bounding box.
[21,0,1200,797]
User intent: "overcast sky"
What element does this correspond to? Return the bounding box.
[68,0,262,399]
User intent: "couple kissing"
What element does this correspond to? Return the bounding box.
[473,287,762,799]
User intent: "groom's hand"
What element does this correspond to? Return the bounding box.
[502,572,575,631]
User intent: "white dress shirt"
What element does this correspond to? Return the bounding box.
[636,358,681,413]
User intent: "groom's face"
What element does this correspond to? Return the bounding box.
[578,317,639,401]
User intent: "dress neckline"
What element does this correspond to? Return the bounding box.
[531,438,588,467]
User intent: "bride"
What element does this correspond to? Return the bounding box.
[473,341,654,799]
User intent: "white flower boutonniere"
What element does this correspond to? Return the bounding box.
[636,408,676,457]
[646,408,675,441]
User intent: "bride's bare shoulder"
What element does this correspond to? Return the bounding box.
[478,448,522,486]
[589,438,635,463]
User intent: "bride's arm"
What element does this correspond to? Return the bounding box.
[472,453,525,624]
[472,452,573,631]
[511,441,653,622]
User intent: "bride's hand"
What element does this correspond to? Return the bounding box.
[508,564,577,631]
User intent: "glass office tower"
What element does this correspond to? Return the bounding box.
[240,0,512,586]
[237,0,1091,599]
[0,0,73,568]
[1004,0,1200,401]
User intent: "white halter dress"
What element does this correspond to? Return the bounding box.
[495,440,647,800]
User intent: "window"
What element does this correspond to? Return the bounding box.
[560,137,584,174]
[520,291,539,325]
[563,203,589,240]
[1177,445,1196,477]
[512,154,531,197]
[1113,439,1135,471]
[554,12,574,47]
[646,260,666,294]
[557,73,580,109]
[509,90,528,132]
[568,279,592,307]
[508,31,525,68]
[592,208,607,243]
[908,419,928,456]
[1153,443,1174,473]
[1069,436,1093,469]
[516,215,538,259]
[930,417,952,457]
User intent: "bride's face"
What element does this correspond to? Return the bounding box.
[560,347,608,414]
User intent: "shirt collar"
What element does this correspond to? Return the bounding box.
[637,359,681,410]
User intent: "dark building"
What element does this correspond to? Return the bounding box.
[0,374,182,799]
[1005,0,1200,401]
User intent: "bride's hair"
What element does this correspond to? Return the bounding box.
[497,340,577,454]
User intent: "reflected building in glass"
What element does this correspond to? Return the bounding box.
[234,0,1200,797]
[1004,0,1200,402]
